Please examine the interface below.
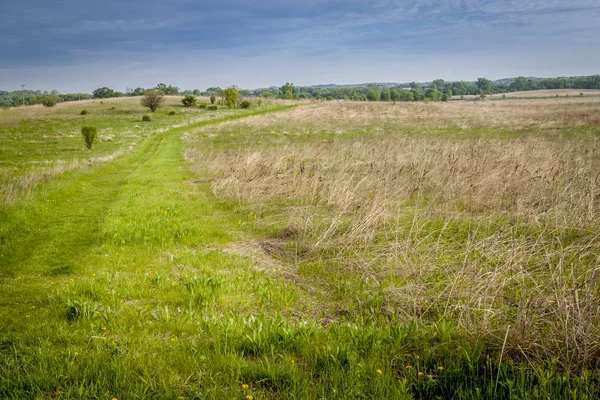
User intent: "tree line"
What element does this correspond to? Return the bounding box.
[2,75,599,108]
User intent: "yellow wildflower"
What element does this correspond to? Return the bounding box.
[241,384,249,390]
[246,396,253,400]
[31,306,36,309]
[405,365,412,369]
[376,369,383,375]
[418,372,424,377]
[74,352,78,356]
[437,366,444,371]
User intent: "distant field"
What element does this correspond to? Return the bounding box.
[1,97,600,399]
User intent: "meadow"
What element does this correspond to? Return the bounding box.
[1,94,600,399]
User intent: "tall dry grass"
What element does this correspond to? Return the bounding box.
[186,100,600,369]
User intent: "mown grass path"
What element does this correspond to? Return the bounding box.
[0,106,302,399]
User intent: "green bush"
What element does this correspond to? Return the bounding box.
[257,99,263,107]
[239,100,251,109]
[80,109,89,115]
[168,110,177,115]
[326,96,334,101]
[42,96,57,107]
[142,114,152,122]
[198,103,208,109]
[81,126,97,150]
[181,94,197,107]
[109,106,117,110]
[210,94,216,104]
[207,105,218,111]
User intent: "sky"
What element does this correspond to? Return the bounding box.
[1,0,599,93]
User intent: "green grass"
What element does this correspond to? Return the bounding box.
[1,99,600,399]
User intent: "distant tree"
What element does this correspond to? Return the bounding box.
[155,83,180,95]
[209,94,216,104]
[366,89,380,101]
[475,78,493,93]
[280,82,295,99]
[181,94,197,107]
[42,95,57,107]
[130,87,145,96]
[380,90,391,102]
[92,87,116,99]
[222,87,240,109]
[141,89,164,112]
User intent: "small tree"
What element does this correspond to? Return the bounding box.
[141,89,164,112]
[81,126,97,149]
[209,94,216,104]
[222,87,240,109]
[181,94,197,107]
[42,95,57,107]
[239,100,251,109]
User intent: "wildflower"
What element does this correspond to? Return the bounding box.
[93,274,96,276]
[246,396,253,400]
[102,327,107,331]
[405,365,412,369]
[376,369,383,375]
[418,372,424,377]
[74,352,78,356]
[291,360,295,365]
[437,366,444,371]
[241,384,249,390]
[31,306,36,309]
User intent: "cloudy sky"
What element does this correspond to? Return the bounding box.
[1,0,599,92]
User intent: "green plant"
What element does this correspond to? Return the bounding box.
[80,126,97,149]
[326,96,334,101]
[239,100,251,109]
[207,105,218,111]
[142,114,152,122]
[222,87,240,109]
[109,106,117,110]
[198,103,208,109]
[210,94,216,104]
[42,96,57,107]
[257,99,263,107]
[168,110,177,115]
[80,109,89,115]
[181,94,197,107]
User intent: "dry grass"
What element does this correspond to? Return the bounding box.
[186,100,600,369]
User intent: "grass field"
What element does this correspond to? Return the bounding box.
[1,96,600,399]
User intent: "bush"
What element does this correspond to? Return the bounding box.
[181,94,197,107]
[80,109,88,115]
[198,103,208,109]
[142,114,152,122]
[141,89,164,112]
[168,110,177,115]
[207,105,218,111]
[42,96,57,107]
[257,99,263,107]
[326,96,334,101]
[239,100,251,109]
[109,106,117,110]
[210,94,216,104]
[81,126,97,150]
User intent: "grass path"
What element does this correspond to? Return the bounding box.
[0,106,307,399]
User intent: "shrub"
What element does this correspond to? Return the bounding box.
[100,101,104,104]
[580,92,584,97]
[480,93,486,100]
[198,103,208,109]
[81,126,97,149]
[80,109,89,115]
[326,96,334,101]
[210,94,216,104]
[181,94,197,107]
[239,100,251,109]
[142,114,152,122]
[109,106,117,110]
[207,105,218,111]
[141,89,164,112]
[42,96,57,107]
[257,99,263,107]
[168,110,177,115]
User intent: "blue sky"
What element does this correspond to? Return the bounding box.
[1,0,599,92]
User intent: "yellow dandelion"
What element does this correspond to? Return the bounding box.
[31,306,36,309]
[170,338,175,342]
[291,360,295,365]
[418,372,424,377]
[405,365,412,369]
[246,396,253,400]
[437,366,444,371]
[93,274,96,276]
[376,369,383,375]
[74,352,78,356]
[102,327,107,331]
[241,384,249,390]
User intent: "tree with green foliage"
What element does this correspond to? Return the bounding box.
[181,94,197,107]
[92,87,116,99]
[476,78,493,93]
[41,95,57,107]
[222,87,240,109]
[380,90,391,102]
[366,89,380,102]
[141,89,164,112]
[154,83,180,95]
